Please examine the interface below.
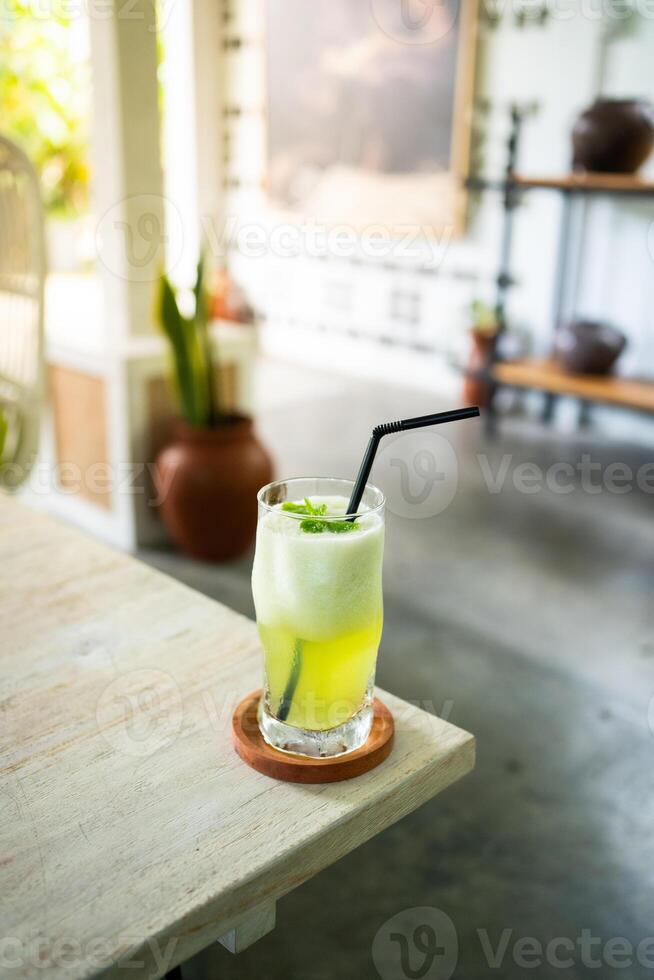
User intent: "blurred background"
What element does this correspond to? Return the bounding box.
[2,0,654,976]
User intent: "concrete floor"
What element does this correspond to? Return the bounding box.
[141,362,654,980]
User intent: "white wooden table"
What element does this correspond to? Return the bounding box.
[0,496,475,979]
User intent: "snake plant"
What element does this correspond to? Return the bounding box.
[156,256,221,427]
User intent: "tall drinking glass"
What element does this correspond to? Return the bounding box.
[252,477,385,758]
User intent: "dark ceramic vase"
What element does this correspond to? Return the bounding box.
[154,416,273,561]
[572,98,654,174]
[463,331,497,408]
[554,320,626,376]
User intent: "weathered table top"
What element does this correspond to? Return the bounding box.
[0,495,474,979]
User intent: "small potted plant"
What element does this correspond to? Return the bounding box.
[153,257,273,561]
[462,300,501,407]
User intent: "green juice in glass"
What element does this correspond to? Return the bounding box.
[252,479,385,758]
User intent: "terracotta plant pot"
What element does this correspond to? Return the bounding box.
[154,416,273,561]
[553,320,626,376]
[463,331,497,407]
[572,98,654,174]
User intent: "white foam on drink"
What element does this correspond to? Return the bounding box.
[251,495,384,640]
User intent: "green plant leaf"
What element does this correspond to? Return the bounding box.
[158,275,203,425]
[0,410,7,459]
[194,252,219,425]
[157,256,226,427]
[193,253,206,323]
[185,311,210,424]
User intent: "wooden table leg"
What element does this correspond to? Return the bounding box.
[218,900,277,954]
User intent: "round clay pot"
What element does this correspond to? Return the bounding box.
[154,416,273,561]
[463,331,497,408]
[572,98,654,174]
[553,320,626,376]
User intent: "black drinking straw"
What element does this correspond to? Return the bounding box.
[346,406,481,518]
[276,405,480,724]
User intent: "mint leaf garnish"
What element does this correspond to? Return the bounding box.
[282,497,359,533]
[299,518,359,534]
[281,501,311,514]
[281,497,327,516]
[304,497,328,516]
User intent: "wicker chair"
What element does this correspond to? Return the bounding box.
[0,135,45,489]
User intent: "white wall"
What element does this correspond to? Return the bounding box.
[215,1,654,412]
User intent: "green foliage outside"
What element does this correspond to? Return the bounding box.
[0,3,90,218]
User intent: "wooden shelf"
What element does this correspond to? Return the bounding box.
[492,358,654,414]
[512,172,654,194]
[466,172,654,196]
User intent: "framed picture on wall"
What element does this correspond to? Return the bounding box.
[265,0,478,238]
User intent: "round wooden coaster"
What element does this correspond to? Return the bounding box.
[232,691,394,784]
